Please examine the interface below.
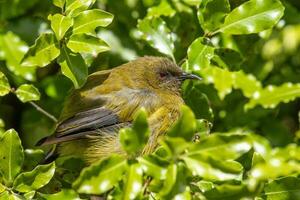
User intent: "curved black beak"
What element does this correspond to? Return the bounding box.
[179,72,202,81]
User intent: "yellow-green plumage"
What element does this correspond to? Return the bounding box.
[39,56,200,164]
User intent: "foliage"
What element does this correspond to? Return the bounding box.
[1,0,300,199]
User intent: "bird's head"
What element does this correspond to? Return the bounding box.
[129,56,201,94]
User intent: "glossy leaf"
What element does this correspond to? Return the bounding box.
[202,67,262,100]
[182,155,243,181]
[0,32,36,81]
[72,9,114,34]
[13,162,55,192]
[67,34,109,55]
[122,163,143,200]
[0,72,10,96]
[58,45,88,88]
[52,0,65,9]
[216,0,285,35]
[198,0,230,32]
[38,189,81,200]
[23,149,45,171]
[49,14,73,40]
[0,129,24,185]
[147,0,175,17]
[212,48,243,71]
[138,155,168,180]
[246,83,300,109]
[73,155,127,194]
[167,105,197,141]
[137,17,175,61]
[15,84,40,103]
[187,37,215,71]
[119,108,150,155]
[21,33,60,67]
[261,177,300,200]
[65,0,95,16]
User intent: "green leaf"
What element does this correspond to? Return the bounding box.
[122,163,143,200]
[67,34,109,55]
[245,83,300,110]
[23,149,45,172]
[147,0,176,18]
[187,133,253,160]
[167,105,197,141]
[48,14,73,40]
[38,189,81,200]
[0,129,24,185]
[183,82,214,121]
[0,32,36,81]
[183,0,201,6]
[137,17,175,61]
[187,37,215,71]
[15,84,40,103]
[13,162,55,193]
[261,177,300,200]
[198,0,230,33]
[65,0,96,17]
[119,108,150,155]
[212,48,243,71]
[72,9,114,34]
[182,155,243,181]
[21,33,60,67]
[73,155,127,194]
[53,0,65,9]
[58,45,88,88]
[202,67,262,100]
[248,160,300,190]
[160,163,189,198]
[0,72,10,96]
[23,191,35,199]
[138,155,168,180]
[0,182,5,193]
[216,0,285,35]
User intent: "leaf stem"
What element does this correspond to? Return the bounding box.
[29,102,58,123]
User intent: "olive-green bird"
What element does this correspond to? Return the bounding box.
[38,56,201,164]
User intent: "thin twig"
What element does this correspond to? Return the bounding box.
[29,102,58,123]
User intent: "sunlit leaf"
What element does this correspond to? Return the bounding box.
[67,34,109,55]
[53,0,65,9]
[122,163,143,200]
[0,32,36,81]
[15,84,40,103]
[216,0,285,35]
[198,0,230,33]
[138,155,168,180]
[261,177,300,200]
[21,33,60,67]
[0,129,24,185]
[73,155,127,194]
[147,0,175,17]
[137,17,175,61]
[182,155,243,181]
[13,162,55,193]
[72,9,114,34]
[245,83,300,110]
[48,14,73,40]
[38,189,81,200]
[187,37,215,71]
[0,72,10,96]
[58,45,88,88]
[65,0,96,16]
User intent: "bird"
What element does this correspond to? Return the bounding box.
[37,56,201,164]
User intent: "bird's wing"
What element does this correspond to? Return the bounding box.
[37,69,129,146]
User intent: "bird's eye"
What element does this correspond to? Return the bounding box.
[159,72,169,78]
